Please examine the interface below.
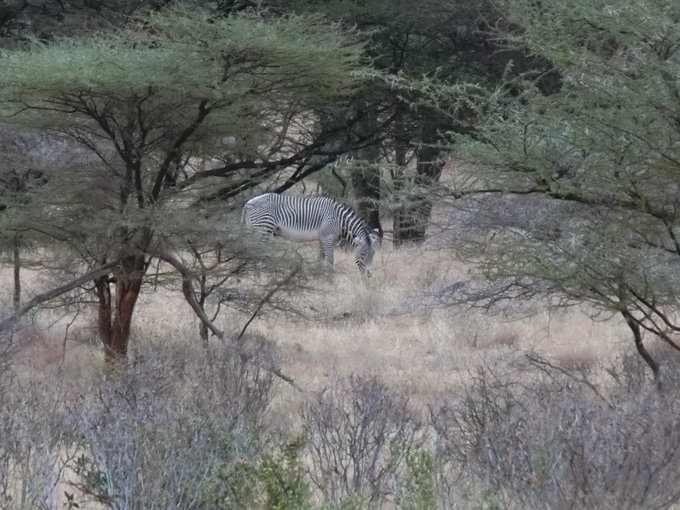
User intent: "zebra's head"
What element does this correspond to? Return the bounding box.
[353,229,380,277]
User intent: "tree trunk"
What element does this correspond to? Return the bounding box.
[391,117,409,245]
[393,137,444,245]
[198,274,209,346]
[96,254,146,363]
[0,0,28,28]
[622,310,661,389]
[12,235,20,310]
[351,108,383,236]
[95,274,112,351]
[352,165,383,235]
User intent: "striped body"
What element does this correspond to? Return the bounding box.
[242,193,378,276]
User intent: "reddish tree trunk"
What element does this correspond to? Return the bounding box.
[96,254,146,363]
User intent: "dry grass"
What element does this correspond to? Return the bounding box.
[2,240,678,510]
[253,243,628,394]
[0,241,633,443]
[2,241,631,399]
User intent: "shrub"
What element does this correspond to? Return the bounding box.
[431,355,680,510]
[0,376,75,510]
[64,342,275,510]
[301,375,423,508]
[398,450,437,510]
[203,436,311,510]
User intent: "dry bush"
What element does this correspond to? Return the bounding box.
[301,375,423,508]
[488,327,520,348]
[0,328,318,510]
[0,314,75,510]
[0,375,76,510]
[62,340,276,510]
[0,326,14,381]
[430,354,680,510]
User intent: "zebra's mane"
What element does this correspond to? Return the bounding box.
[329,198,370,245]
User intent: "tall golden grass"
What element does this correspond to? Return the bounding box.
[3,240,630,399]
[4,239,680,510]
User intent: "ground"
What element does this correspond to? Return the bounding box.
[4,238,677,510]
[7,241,631,397]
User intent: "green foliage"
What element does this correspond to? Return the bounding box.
[204,437,311,510]
[308,166,349,197]
[0,7,364,129]
[148,7,364,98]
[71,454,112,506]
[473,490,504,510]
[0,5,367,240]
[259,438,311,510]
[398,450,437,510]
[63,490,80,510]
[290,0,498,80]
[451,0,680,347]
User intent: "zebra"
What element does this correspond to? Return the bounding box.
[242,193,379,276]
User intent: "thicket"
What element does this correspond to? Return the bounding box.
[2,339,680,510]
[416,0,680,383]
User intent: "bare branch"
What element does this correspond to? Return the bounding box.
[0,260,119,332]
[151,99,211,202]
[155,250,301,391]
[622,310,661,388]
[524,353,612,407]
[154,250,226,340]
[237,266,301,341]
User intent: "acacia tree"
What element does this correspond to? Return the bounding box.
[280,0,458,240]
[447,0,680,382]
[0,162,45,310]
[0,7,365,360]
[279,0,556,244]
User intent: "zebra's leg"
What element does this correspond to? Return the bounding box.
[319,236,335,266]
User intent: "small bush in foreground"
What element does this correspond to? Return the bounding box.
[203,436,310,510]
[301,376,423,509]
[431,353,680,510]
[63,342,276,510]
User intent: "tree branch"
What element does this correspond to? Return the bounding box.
[0,260,119,332]
[450,185,679,224]
[155,250,301,390]
[155,250,226,339]
[237,266,301,341]
[151,99,211,202]
[622,309,661,388]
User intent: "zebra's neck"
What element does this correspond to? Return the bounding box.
[337,204,369,245]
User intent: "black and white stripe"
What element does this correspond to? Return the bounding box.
[242,193,377,275]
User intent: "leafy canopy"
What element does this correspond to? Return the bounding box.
[453,0,680,353]
[0,7,365,128]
